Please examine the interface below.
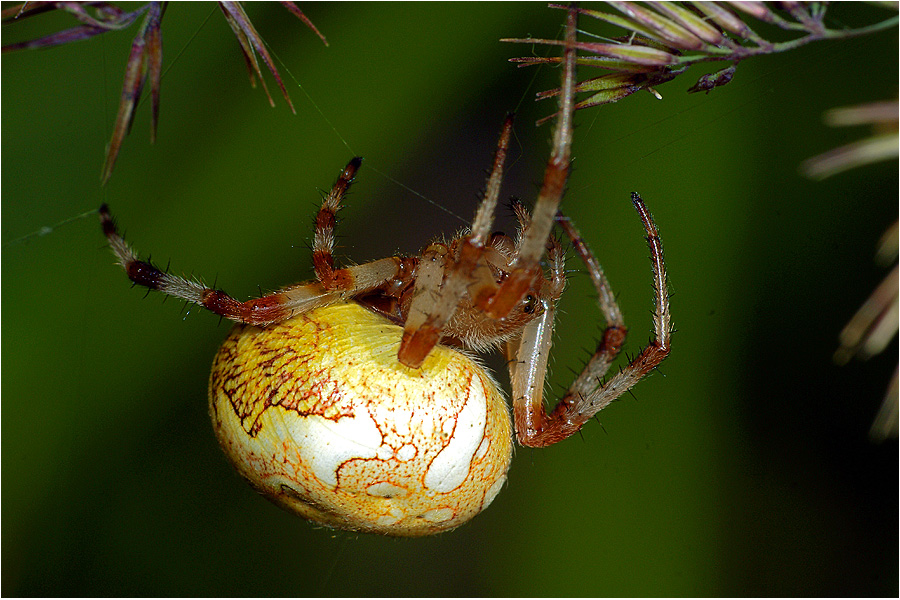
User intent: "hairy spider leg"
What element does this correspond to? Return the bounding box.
[509,193,671,447]
[100,159,410,326]
[555,211,627,379]
[482,4,578,320]
[396,115,514,368]
[312,156,361,287]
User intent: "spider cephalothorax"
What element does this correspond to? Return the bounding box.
[355,195,565,355]
[101,6,670,536]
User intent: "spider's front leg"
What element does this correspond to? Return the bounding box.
[99,204,290,325]
[100,158,409,325]
[510,194,671,447]
[483,4,578,320]
[396,115,514,368]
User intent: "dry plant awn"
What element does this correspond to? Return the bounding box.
[100,7,671,536]
[504,2,899,120]
[2,1,327,184]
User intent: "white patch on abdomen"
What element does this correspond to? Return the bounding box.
[288,409,382,487]
[424,379,487,492]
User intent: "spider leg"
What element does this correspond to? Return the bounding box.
[556,210,627,383]
[313,157,362,288]
[396,115,514,368]
[483,4,577,319]
[576,193,670,406]
[502,231,565,433]
[510,194,670,447]
[100,160,406,326]
[397,3,577,367]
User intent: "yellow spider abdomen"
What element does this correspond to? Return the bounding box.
[209,301,513,536]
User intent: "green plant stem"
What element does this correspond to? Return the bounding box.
[676,15,899,66]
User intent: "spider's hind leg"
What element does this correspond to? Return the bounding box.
[556,210,628,386]
[510,194,671,447]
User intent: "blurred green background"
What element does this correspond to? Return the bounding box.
[3,3,897,596]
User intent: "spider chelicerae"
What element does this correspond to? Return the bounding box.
[100,7,671,536]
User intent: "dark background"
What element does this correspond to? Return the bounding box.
[3,3,897,596]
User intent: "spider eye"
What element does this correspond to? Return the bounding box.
[522,294,537,314]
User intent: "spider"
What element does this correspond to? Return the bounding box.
[100,7,670,536]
